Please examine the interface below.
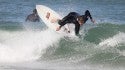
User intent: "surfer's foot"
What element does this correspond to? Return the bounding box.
[56,26,61,31]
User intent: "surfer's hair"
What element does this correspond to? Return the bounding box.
[78,16,84,22]
[33,9,37,13]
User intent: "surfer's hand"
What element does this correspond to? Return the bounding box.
[91,19,96,24]
[56,26,61,31]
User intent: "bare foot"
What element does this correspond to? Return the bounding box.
[56,26,61,31]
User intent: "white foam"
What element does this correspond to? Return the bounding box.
[119,51,125,56]
[99,32,125,47]
[0,29,62,63]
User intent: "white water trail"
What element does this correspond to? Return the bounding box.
[99,32,125,47]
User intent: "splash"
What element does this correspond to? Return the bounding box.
[0,29,62,62]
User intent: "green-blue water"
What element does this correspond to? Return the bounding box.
[0,0,125,70]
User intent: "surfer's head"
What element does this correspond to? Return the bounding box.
[33,9,37,14]
[46,12,50,19]
[78,16,84,25]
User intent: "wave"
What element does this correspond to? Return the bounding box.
[84,23,125,44]
[0,22,125,67]
[40,23,125,66]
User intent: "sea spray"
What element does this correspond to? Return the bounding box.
[0,29,62,62]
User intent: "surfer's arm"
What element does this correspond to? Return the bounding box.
[74,22,80,35]
[85,10,96,24]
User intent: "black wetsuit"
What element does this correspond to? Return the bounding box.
[58,10,92,35]
[26,13,40,22]
[26,9,40,22]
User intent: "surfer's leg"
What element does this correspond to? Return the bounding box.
[56,12,75,31]
[56,20,67,31]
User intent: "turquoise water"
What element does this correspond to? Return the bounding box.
[0,0,125,70]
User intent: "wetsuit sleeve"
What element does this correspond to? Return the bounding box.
[75,22,80,35]
[85,10,92,19]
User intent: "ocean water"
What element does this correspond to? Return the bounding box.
[0,0,125,70]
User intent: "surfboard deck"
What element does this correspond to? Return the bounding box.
[36,5,75,36]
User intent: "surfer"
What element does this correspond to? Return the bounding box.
[46,10,95,35]
[26,9,40,22]
[57,10,95,35]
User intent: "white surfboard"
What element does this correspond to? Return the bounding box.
[36,5,75,35]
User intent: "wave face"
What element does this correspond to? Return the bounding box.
[41,23,125,67]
